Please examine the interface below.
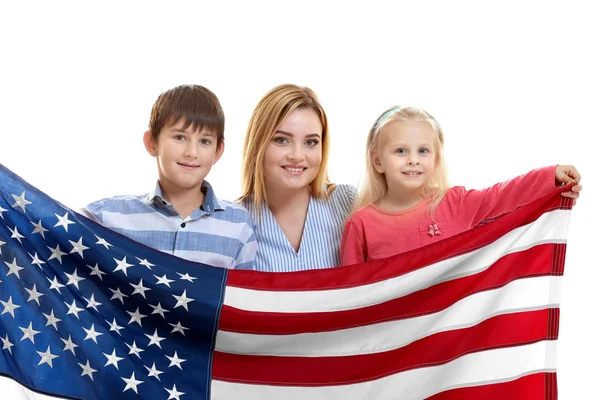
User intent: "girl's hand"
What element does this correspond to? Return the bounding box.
[555,165,582,203]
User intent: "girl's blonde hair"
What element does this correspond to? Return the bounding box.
[354,106,449,217]
[239,84,334,212]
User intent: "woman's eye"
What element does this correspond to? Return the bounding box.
[274,137,288,144]
[305,139,319,146]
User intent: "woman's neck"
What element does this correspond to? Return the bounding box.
[265,185,311,213]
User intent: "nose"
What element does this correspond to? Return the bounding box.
[184,142,198,158]
[287,143,305,162]
[407,156,419,166]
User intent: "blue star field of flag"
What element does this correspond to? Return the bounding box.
[0,165,227,399]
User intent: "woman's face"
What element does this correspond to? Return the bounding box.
[262,108,323,193]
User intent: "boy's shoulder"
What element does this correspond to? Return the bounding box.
[85,193,153,212]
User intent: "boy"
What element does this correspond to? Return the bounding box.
[81,84,256,270]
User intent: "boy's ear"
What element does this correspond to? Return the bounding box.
[143,130,158,156]
[372,151,384,173]
[213,141,225,165]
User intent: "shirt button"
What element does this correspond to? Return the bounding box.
[181,222,186,228]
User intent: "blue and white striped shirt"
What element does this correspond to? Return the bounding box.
[81,181,257,270]
[242,184,356,272]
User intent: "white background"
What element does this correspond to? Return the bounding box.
[0,1,597,397]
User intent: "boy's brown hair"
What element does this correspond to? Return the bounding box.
[148,84,225,147]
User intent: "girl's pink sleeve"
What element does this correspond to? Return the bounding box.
[453,165,557,227]
[340,219,367,266]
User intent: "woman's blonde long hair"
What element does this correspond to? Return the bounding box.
[354,106,449,216]
[239,84,334,212]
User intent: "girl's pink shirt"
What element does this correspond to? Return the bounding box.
[340,166,557,266]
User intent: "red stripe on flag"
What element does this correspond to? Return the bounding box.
[220,244,556,334]
[213,309,555,385]
[226,187,570,291]
[425,372,556,400]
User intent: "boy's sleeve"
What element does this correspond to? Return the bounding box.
[340,219,367,266]
[78,201,104,224]
[232,219,258,270]
[454,166,557,227]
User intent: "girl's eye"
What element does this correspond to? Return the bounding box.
[419,148,430,154]
[395,148,406,154]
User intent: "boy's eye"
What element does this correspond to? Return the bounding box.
[174,135,186,141]
[201,138,212,145]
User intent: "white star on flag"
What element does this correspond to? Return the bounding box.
[11,191,32,212]
[47,244,67,264]
[69,237,89,257]
[9,226,25,244]
[54,212,75,232]
[173,289,194,311]
[94,235,112,249]
[64,300,84,319]
[87,263,106,280]
[1,296,21,317]
[145,328,166,348]
[82,323,103,344]
[165,384,185,400]
[61,335,79,355]
[78,360,97,381]
[30,219,48,238]
[1,333,15,354]
[19,322,41,344]
[103,349,125,370]
[65,268,86,288]
[113,256,134,276]
[29,252,46,268]
[130,278,151,298]
[136,257,155,269]
[144,362,164,381]
[4,258,25,279]
[166,351,186,370]
[122,372,144,394]
[43,309,62,330]
[37,346,59,367]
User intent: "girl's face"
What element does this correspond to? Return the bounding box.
[373,119,437,198]
[262,108,323,193]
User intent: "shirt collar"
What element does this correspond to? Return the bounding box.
[145,181,225,212]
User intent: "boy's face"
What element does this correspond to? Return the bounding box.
[144,118,224,195]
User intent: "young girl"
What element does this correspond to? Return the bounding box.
[239,84,356,272]
[340,106,582,265]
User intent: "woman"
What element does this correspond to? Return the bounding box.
[239,84,355,272]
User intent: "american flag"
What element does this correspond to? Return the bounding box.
[0,164,572,400]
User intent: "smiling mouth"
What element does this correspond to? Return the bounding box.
[178,162,200,169]
[402,171,422,176]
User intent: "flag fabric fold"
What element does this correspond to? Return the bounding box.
[0,164,572,400]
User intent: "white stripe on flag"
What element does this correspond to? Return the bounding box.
[216,276,561,356]
[223,210,569,313]
[211,340,557,400]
